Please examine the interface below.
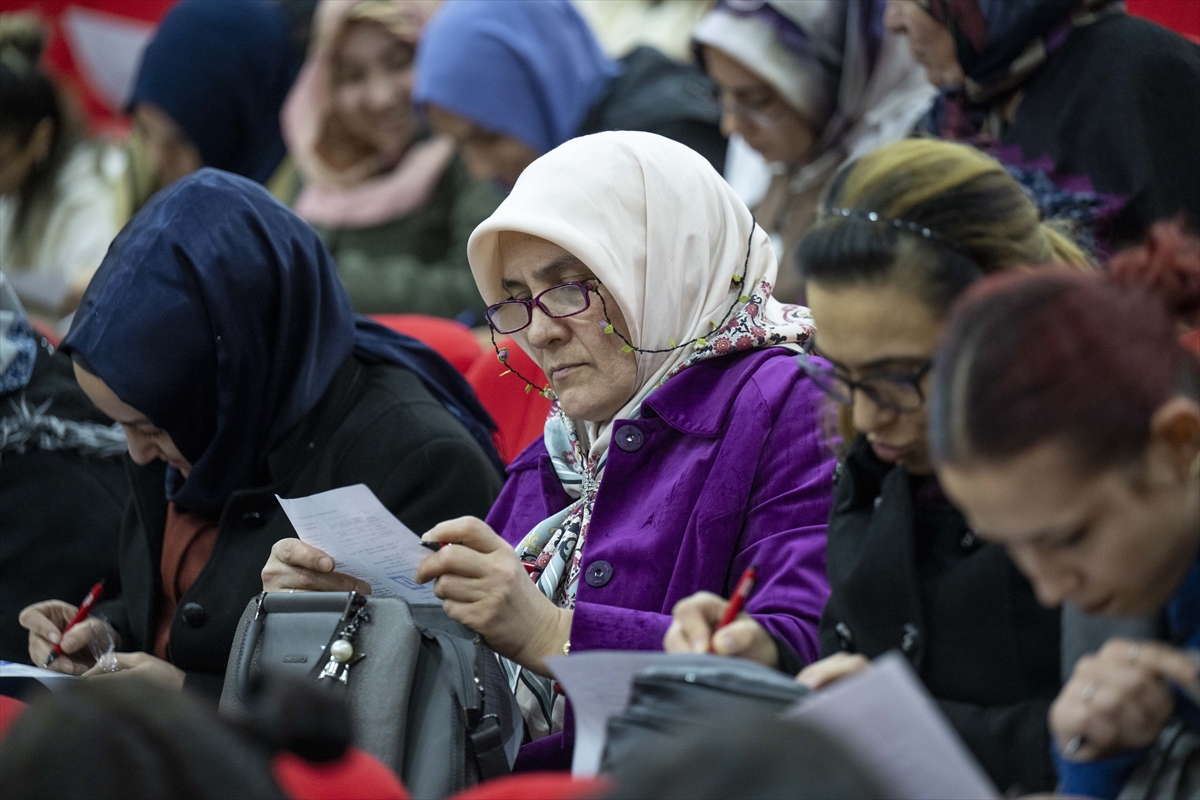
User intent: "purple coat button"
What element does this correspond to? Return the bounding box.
[585,560,614,588]
[615,424,644,453]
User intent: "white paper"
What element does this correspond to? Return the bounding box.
[546,651,671,777]
[276,484,439,604]
[782,652,999,800]
[0,660,80,692]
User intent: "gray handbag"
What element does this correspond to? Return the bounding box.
[601,656,809,774]
[218,591,522,800]
[1118,721,1200,800]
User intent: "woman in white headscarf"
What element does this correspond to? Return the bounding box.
[402,131,836,768]
[695,0,934,302]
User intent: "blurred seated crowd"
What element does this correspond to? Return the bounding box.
[1,1,1198,798]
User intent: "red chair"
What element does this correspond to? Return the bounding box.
[466,337,552,464]
[370,314,483,376]
[0,695,28,739]
[449,773,610,800]
[273,748,410,800]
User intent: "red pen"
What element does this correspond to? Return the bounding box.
[44,580,105,668]
[709,565,758,653]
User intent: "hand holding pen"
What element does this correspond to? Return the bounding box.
[1054,638,1199,762]
[18,581,116,674]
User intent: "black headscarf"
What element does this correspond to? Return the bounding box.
[62,169,498,516]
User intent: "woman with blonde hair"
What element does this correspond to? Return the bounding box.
[668,138,1088,794]
[281,0,501,318]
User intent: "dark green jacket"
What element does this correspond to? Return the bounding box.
[312,157,501,320]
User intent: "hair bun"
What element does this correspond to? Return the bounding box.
[243,677,353,764]
[0,12,48,70]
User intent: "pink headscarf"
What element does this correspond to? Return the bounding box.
[282,0,452,228]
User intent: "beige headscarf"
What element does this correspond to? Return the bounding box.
[282,0,452,228]
[468,131,813,458]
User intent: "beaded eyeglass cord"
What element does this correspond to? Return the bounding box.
[490,220,759,398]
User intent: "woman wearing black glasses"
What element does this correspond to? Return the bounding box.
[668,138,1090,794]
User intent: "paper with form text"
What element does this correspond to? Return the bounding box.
[276,484,439,604]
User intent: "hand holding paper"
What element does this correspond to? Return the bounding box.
[273,484,439,604]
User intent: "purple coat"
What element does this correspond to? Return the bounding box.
[486,348,835,769]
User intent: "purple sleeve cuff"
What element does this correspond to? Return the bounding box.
[571,601,673,652]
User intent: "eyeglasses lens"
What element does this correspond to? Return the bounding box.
[861,381,924,413]
[799,357,852,405]
[487,302,530,335]
[539,284,589,317]
[487,284,591,334]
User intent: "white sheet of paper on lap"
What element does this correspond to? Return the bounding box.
[781,651,999,800]
[276,484,439,604]
[0,660,80,692]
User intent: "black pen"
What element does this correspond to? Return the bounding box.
[420,541,448,552]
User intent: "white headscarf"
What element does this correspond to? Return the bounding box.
[468,130,812,458]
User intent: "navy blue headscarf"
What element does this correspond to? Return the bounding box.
[62,169,498,516]
[130,0,297,184]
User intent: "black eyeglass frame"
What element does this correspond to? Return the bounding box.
[797,339,935,413]
[484,280,601,335]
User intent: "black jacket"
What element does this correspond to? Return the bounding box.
[95,356,503,698]
[0,343,127,663]
[820,436,1061,795]
[1004,13,1200,245]
[580,46,727,174]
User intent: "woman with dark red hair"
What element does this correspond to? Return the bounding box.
[930,272,1200,799]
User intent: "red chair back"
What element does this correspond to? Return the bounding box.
[370,314,482,376]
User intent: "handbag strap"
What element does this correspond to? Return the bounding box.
[235,592,268,704]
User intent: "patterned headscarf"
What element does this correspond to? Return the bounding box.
[468,132,814,735]
[921,0,1123,137]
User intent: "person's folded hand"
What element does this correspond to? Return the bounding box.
[663,591,779,669]
[261,538,371,594]
[82,651,186,690]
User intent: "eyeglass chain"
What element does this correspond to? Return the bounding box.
[490,220,758,398]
